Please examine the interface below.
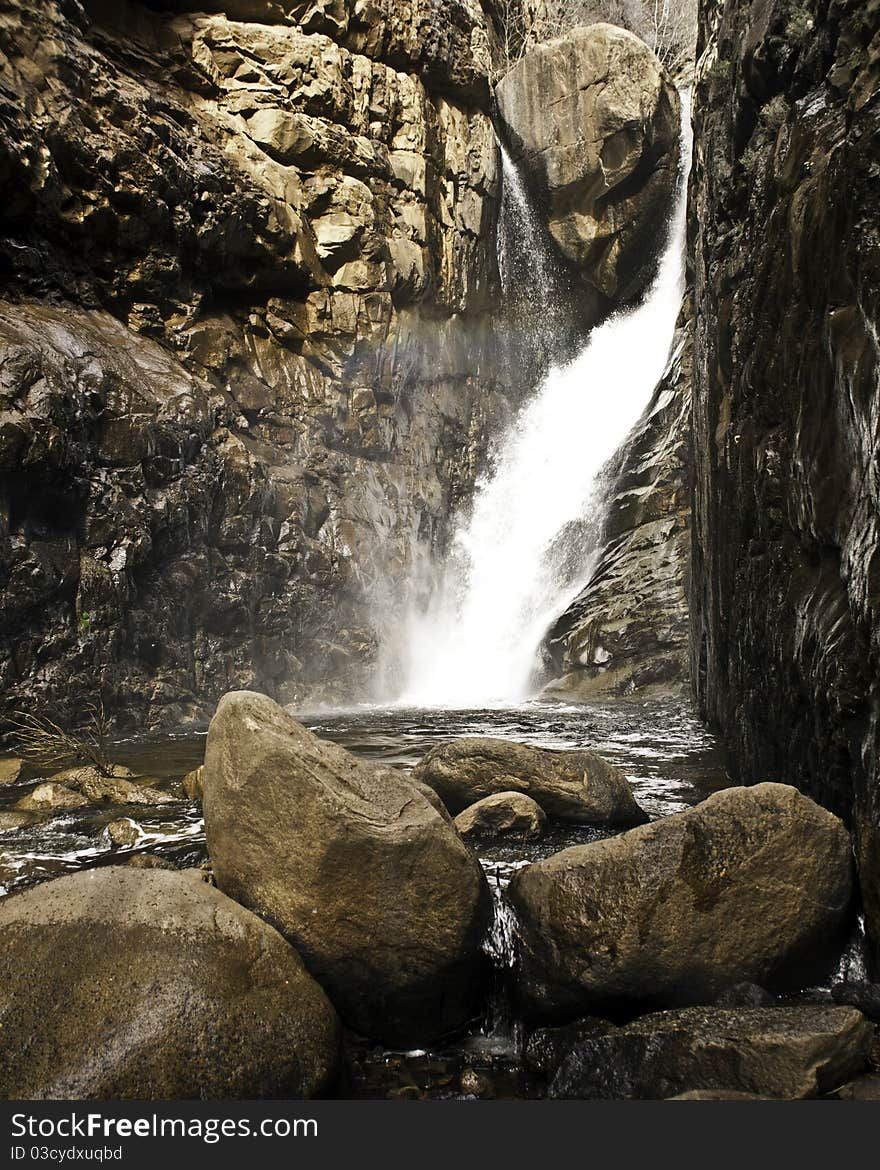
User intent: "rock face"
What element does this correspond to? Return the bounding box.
[0,0,515,728]
[543,302,692,699]
[202,690,491,1044]
[549,1005,873,1100]
[453,790,546,838]
[509,783,853,1019]
[688,1,880,957]
[0,866,340,1098]
[413,736,647,824]
[495,23,681,309]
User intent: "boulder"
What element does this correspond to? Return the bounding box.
[51,765,172,806]
[106,817,142,847]
[495,23,680,303]
[0,866,340,1099]
[454,791,546,839]
[16,782,89,812]
[831,981,880,1022]
[549,1005,873,1100]
[182,765,204,800]
[0,757,21,784]
[413,736,646,825]
[202,691,492,1044]
[509,784,853,1018]
[524,1016,617,1080]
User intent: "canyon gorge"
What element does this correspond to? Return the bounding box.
[0,0,878,1104]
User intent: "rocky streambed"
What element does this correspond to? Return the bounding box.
[0,694,876,1100]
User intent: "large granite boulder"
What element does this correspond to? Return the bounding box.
[0,866,340,1099]
[413,736,647,825]
[495,23,681,304]
[509,783,853,1019]
[550,1005,873,1100]
[202,691,492,1045]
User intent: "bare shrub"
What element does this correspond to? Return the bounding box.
[9,702,114,776]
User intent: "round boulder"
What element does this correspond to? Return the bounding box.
[202,691,492,1046]
[509,783,854,1018]
[495,23,681,304]
[454,791,546,839]
[413,736,647,826]
[0,866,340,1099]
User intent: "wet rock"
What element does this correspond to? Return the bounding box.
[688,0,880,962]
[454,791,546,839]
[413,737,647,825]
[524,1016,618,1080]
[459,1068,494,1098]
[509,784,853,1019]
[0,812,30,831]
[125,853,177,871]
[495,23,680,304]
[106,818,142,847]
[181,766,204,800]
[51,765,172,807]
[831,982,880,1023]
[549,1005,873,1100]
[831,1074,880,1101]
[0,866,340,1098]
[714,982,776,1009]
[203,691,492,1045]
[543,304,692,700]
[668,1090,775,1100]
[15,783,89,812]
[0,757,22,784]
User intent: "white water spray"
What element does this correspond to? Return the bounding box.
[396,96,692,707]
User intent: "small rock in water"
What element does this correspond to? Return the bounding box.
[0,811,32,831]
[454,792,546,840]
[0,757,22,784]
[460,1068,494,1098]
[106,818,141,847]
[414,737,647,825]
[16,782,89,812]
[52,765,171,806]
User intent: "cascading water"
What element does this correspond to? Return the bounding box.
[395,94,692,707]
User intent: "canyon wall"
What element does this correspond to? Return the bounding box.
[0,0,513,726]
[688,0,880,954]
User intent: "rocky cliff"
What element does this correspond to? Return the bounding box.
[0,4,681,730]
[688,0,880,955]
[543,304,692,699]
[0,0,513,727]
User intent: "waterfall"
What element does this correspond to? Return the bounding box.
[395,95,692,708]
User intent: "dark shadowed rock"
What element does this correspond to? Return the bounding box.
[509,783,853,1019]
[688,0,880,963]
[0,866,340,1099]
[495,23,680,305]
[524,1016,618,1080]
[203,691,492,1045]
[454,791,546,839]
[413,737,647,825]
[831,981,880,1023]
[550,1005,872,1100]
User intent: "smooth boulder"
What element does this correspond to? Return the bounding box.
[509,783,853,1018]
[454,791,546,839]
[549,1005,872,1099]
[413,736,646,825]
[0,866,340,1099]
[495,23,680,303]
[202,691,492,1045]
